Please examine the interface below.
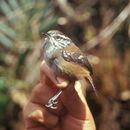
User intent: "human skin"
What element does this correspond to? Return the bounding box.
[23,61,96,130]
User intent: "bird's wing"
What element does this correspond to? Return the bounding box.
[62,44,93,75]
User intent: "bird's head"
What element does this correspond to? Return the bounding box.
[43,30,72,48]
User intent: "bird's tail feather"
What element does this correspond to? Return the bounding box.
[85,74,98,96]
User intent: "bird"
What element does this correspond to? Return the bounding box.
[42,30,97,109]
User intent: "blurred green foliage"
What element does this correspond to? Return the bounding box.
[0,0,58,49]
[0,0,58,86]
[0,0,130,130]
[0,0,59,129]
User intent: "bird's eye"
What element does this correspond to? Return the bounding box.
[55,36,60,40]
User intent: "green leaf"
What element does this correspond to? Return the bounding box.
[0,53,7,66]
[0,0,12,17]
[0,33,13,49]
[19,0,36,10]
[0,94,10,120]
[0,22,16,38]
[0,77,8,93]
[0,0,16,24]
[8,0,20,10]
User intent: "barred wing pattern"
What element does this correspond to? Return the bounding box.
[62,50,93,75]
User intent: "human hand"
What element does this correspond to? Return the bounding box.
[23,61,96,130]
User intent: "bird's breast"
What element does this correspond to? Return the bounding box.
[43,44,60,67]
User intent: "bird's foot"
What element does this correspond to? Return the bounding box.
[45,90,62,109]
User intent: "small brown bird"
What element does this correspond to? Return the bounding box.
[43,30,97,109]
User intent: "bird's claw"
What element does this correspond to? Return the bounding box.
[45,98,58,109]
[45,90,63,109]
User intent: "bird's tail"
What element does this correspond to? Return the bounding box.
[85,74,98,96]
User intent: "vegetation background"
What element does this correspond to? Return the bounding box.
[0,0,130,130]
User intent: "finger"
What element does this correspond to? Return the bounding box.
[62,114,96,130]
[23,101,59,129]
[40,61,69,88]
[40,61,57,85]
[61,81,92,120]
